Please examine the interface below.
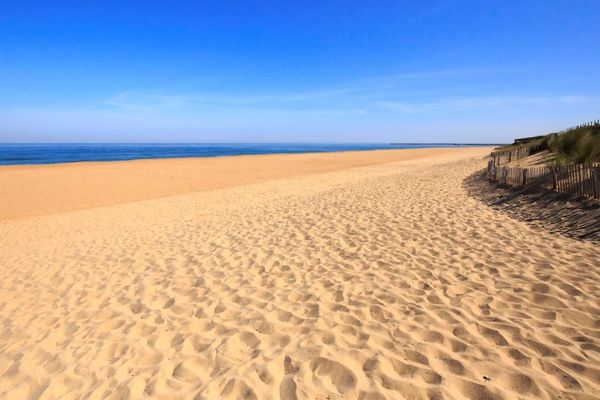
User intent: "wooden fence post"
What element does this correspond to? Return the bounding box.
[579,165,584,197]
[552,167,557,191]
[522,169,527,186]
[592,168,598,199]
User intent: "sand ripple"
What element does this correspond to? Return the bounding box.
[1,150,599,399]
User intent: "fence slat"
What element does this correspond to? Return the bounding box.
[486,159,600,200]
[579,165,584,197]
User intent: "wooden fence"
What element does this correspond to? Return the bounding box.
[490,146,530,166]
[487,161,600,200]
[556,119,600,135]
[491,119,600,167]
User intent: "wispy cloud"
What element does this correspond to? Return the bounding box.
[105,66,529,114]
[105,80,590,117]
[105,88,355,112]
[106,91,190,111]
[377,95,590,113]
[348,67,504,84]
[3,93,597,143]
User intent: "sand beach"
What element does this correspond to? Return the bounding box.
[1,147,599,399]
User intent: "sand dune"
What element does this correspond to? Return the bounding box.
[1,148,600,399]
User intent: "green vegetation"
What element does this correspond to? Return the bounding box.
[546,124,600,164]
[499,121,600,164]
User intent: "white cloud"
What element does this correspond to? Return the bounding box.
[376,95,590,113]
[103,67,539,114]
[3,65,596,143]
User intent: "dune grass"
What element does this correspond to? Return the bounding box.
[546,124,600,164]
[500,122,600,164]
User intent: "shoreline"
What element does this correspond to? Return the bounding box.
[0,146,493,221]
[0,143,495,167]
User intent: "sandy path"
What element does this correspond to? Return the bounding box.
[1,148,599,399]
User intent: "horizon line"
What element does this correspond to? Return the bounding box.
[0,141,505,145]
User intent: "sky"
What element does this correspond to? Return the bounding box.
[1,0,599,143]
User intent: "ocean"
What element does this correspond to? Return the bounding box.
[0,143,482,165]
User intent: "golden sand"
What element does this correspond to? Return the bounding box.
[1,147,599,399]
[0,148,474,221]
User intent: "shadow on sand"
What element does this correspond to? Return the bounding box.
[463,169,600,243]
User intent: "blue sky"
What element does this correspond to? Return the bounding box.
[1,0,599,143]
